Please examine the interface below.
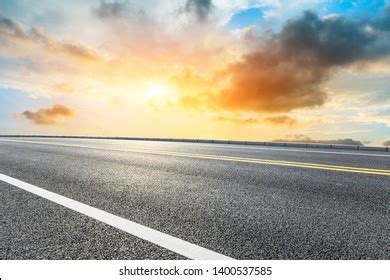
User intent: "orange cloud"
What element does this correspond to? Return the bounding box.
[215,114,296,126]
[166,10,390,114]
[214,51,328,112]
[264,116,296,126]
[20,104,75,125]
[168,55,329,114]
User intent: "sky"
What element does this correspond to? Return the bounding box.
[0,0,390,146]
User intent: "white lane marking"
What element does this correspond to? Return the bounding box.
[0,174,233,260]
[1,138,389,158]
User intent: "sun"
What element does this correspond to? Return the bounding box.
[145,83,171,99]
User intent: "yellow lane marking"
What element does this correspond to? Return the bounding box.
[1,138,390,176]
[175,153,390,173]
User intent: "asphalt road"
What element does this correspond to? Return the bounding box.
[0,137,389,260]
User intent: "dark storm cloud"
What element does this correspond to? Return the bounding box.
[213,10,390,113]
[279,11,377,66]
[184,0,214,22]
[373,5,390,31]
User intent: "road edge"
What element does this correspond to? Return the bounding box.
[0,135,389,152]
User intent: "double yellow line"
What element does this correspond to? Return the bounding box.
[1,139,390,176]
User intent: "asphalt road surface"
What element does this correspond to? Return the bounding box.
[0,137,389,260]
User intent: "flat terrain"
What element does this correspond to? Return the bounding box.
[0,137,389,259]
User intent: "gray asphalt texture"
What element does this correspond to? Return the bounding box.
[0,137,389,260]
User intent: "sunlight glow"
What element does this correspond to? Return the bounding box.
[145,83,171,99]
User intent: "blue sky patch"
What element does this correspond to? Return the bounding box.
[228,6,265,29]
[320,0,386,18]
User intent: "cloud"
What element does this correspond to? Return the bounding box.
[29,27,100,61]
[168,9,390,113]
[19,104,75,125]
[273,134,364,145]
[93,1,129,18]
[0,14,100,61]
[373,5,390,31]
[0,13,25,38]
[383,140,390,146]
[215,51,328,112]
[92,0,146,22]
[184,0,214,22]
[264,115,296,126]
[214,114,296,126]
[215,10,390,112]
[280,9,390,65]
